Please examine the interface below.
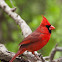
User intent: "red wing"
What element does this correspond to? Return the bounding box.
[19,31,42,46]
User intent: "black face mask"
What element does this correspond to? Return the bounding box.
[46,25,51,33]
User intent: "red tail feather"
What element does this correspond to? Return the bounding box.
[9,48,26,62]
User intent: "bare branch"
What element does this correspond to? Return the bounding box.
[0,0,62,62]
[49,44,62,62]
[0,43,62,62]
[52,57,62,62]
[0,0,32,38]
[0,44,29,62]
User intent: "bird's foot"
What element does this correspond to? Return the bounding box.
[32,52,45,61]
[32,52,41,60]
[35,54,41,60]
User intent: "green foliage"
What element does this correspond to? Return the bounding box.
[0,0,62,59]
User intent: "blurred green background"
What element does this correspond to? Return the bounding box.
[0,0,62,59]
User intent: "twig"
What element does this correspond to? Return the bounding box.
[11,7,16,12]
[52,57,62,62]
[49,44,62,62]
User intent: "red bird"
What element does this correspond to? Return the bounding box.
[9,16,55,62]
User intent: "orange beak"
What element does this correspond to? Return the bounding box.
[49,25,55,30]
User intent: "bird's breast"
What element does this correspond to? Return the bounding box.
[27,34,51,52]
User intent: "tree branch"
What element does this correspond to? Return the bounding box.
[0,0,62,62]
[0,44,29,62]
[49,44,62,62]
[0,0,32,38]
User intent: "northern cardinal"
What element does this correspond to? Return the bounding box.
[9,16,55,62]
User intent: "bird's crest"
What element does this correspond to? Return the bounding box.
[41,15,51,26]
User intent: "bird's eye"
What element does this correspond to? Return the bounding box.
[46,25,49,28]
[46,25,51,28]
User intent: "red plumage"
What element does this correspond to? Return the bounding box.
[9,16,55,62]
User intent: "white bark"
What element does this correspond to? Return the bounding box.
[0,0,32,38]
[0,0,62,62]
